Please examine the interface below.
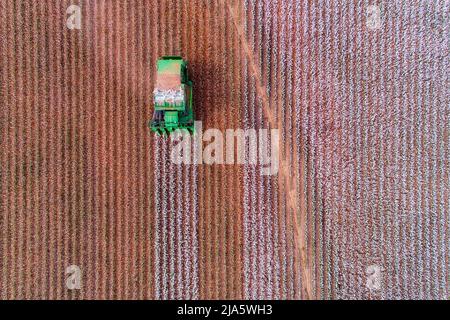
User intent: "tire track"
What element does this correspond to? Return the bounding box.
[0,0,448,300]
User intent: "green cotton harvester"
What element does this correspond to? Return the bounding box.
[149,56,194,134]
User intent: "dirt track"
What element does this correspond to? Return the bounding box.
[0,0,448,299]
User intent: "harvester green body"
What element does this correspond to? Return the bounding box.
[150,56,194,134]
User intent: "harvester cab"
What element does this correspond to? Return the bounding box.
[150,56,194,135]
